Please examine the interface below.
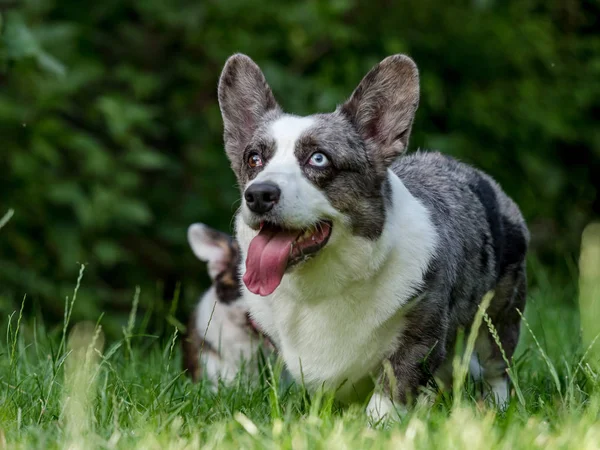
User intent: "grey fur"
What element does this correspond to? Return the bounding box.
[217,53,529,408]
[341,54,419,166]
[386,151,529,402]
[218,54,281,174]
[219,54,417,238]
[293,114,392,239]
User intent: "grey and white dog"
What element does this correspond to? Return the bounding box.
[216,53,529,421]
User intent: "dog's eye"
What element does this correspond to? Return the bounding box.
[308,152,329,168]
[248,153,263,168]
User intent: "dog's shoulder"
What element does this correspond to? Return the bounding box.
[392,150,528,237]
[391,150,528,292]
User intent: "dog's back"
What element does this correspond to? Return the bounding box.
[392,151,528,395]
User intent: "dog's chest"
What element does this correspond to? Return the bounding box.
[238,170,438,399]
[249,282,408,400]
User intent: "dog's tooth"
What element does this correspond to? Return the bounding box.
[311,236,316,241]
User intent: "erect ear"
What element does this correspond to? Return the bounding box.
[218,54,281,172]
[187,223,235,280]
[340,54,419,166]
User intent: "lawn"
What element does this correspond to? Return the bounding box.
[1,226,599,449]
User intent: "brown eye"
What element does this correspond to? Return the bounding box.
[248,153,263,168]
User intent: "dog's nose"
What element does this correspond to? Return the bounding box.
[244,182,281,214]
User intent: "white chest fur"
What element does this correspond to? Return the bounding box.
[236,172,438,401]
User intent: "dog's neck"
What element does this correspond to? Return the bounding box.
[236,169,438,304]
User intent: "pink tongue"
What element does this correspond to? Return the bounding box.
[243,226,299,296]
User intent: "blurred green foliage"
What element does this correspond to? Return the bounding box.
[0,0,598,338]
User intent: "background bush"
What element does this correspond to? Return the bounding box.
[1,0,598,338]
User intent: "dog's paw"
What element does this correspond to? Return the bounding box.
[485,376,510,410]
[366,393,406,427]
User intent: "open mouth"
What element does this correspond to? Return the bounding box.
[243,220,332,297]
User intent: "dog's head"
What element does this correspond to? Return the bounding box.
[218,54,420,296]
[187,223,242,303]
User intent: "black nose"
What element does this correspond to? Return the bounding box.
[244,182,281,214]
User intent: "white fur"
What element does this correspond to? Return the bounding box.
[236,117,439,402]
[469,354,485,382]
[469,336,511,407]
[242,116,340,228]
[366,393,405,424]
[488,376,509,407]
[194,287,256,384]
[188,224,228,279]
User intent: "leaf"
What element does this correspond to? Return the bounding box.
[2,12,66,76]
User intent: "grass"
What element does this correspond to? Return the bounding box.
[1,224,599,449]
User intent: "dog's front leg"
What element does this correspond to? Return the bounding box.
[367,303,448,424]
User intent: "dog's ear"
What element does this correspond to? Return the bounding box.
[218,54,281,172]
[188,223,234,280]
[341,54,419,166]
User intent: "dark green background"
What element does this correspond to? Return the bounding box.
[1,0,598,338]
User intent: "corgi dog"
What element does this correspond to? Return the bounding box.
[182,223,273,385]
[216,53,529,420]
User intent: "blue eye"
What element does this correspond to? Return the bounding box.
[308,152,329,167]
